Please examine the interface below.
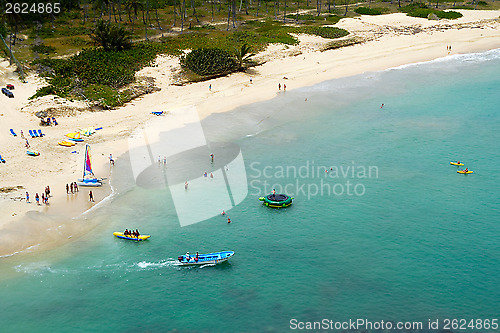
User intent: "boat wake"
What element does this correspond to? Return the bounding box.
[135,260,171,270]
[14,261,69,275]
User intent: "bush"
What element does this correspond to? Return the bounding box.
[293,26,349,39]
[355,7,383,15]
[31,44,56,54]
[436,11,462,19]
[181,48,237,76]
[404,4,463,19]
[31,42,161,101]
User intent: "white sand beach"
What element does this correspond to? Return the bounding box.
[1,10,499,257]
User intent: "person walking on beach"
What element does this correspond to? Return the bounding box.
[210,153,214,162]
[89,191,94,202]
[70,182,74,194]
[35,193,40,205]
[278,83,281,90]
[209,84,212,91]
[25,139,30,148]
[283,84,286,91]
[26,192,30,203]
[185,181,188,190]
[74,182,79,192]
[163,156,167,165]
[66,184,69,194]
[109,154,114,165]
[20,130,24,139]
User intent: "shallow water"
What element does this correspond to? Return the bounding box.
[0,49,499,332]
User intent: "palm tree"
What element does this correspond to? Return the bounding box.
[283,0,286,22]
[234,43,255,70]
[4,10,22,46]
[90,20,132,50]
[125,0,143,21]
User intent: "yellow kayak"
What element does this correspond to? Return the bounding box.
[450,161,464,166]
[58,141,76,147]
[113,232,151,241]
[457,170,473,174]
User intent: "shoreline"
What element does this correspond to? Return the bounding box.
[1,10,499,258]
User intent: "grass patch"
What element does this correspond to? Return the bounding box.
[83,84,130,108]
[401,3,463,19]
[285,14,342,23]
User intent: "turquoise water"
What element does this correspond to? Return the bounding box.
[1,50,500,332]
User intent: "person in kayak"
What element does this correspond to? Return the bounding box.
[464,168,468,172]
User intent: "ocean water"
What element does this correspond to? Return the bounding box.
[1,49,499,332]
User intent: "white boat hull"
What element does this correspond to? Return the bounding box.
[77,181,102,187]
[175,251,234,266]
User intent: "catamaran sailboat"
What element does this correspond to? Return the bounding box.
[77,144,103,187]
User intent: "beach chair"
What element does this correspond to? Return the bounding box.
[95,127,103,131]
[0,154,5,163]
[28,130,34,138]
[10,129,16,136]
[152,111,164,116]
[38,129,44,137]
[33,130,39,138]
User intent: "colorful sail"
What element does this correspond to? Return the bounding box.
[83,144,94,178]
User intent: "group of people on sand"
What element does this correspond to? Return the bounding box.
[123,229,141,237]
[25,186,51,205]
[66,182,79,194]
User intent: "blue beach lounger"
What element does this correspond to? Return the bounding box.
[0,154,5,163]
[10,129,16,136]
[28,130,34,138]
[152,111,164,116]
[33,130,39,137]
[38,129,44,137]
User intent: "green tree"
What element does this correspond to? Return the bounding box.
[90,20,132,51]
[234,43,255,70]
